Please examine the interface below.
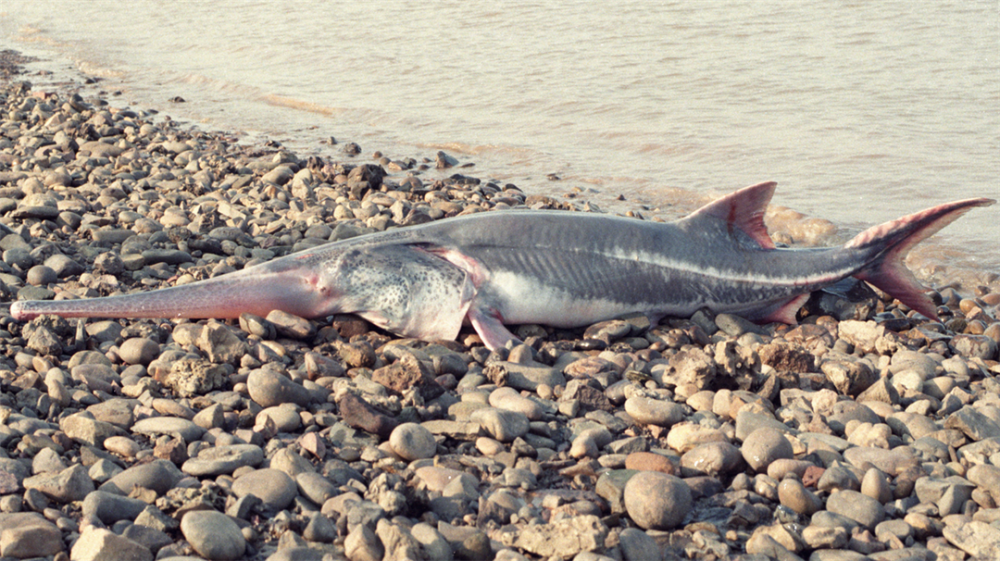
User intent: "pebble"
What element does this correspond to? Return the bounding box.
[231,468,298,511]
[740,427,794,472]
[180,510,246,560]
[246,367,314,407]
[81,491,149,525]
[826,489,886,529]
[623,471,692,530]
[181,444,264,476]
[0,513,64,558]
[625,451,676,474]
[101,460,183,496]
[388,422,438,461]
[131,417,205,442]
[470,407,530,442]
[70,527,153,561]
[777,477,823,515]
[0,80,995,561]
[118,337,160,365]
[624,395,686,427]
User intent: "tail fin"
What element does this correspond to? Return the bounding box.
[845,197,995,320]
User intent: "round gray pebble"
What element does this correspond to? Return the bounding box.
[181,510,246,560]
[740,427,794,472]
[231,468,297,511]
[118,337,161,365]
[623,471,692,530]
[389,422,438,461]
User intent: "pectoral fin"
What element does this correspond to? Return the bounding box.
[335,245,476,341]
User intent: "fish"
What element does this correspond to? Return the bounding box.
[9,181,994,350]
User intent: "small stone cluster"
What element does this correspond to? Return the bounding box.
[0,76,998,561]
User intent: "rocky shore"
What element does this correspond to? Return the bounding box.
[0,66,998,561]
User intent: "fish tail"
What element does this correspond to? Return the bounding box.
[845,197,995,320]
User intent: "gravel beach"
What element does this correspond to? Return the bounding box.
[0,62,999,561]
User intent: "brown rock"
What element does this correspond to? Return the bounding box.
[758,342,814,373]
[371,355,441,399]
[625,452,676,475]
[821,358,877,396]
[336,392,398,439]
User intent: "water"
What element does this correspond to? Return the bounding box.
[3,1,998,283]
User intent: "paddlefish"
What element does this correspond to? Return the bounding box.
[10,182,994,350]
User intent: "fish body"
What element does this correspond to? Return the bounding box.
[10,182,994,349]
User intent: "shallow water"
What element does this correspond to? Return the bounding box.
[2,1,997,283]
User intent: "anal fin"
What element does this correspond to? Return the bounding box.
[755,293,811,324]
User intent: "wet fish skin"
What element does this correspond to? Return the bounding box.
[9,182,994,350]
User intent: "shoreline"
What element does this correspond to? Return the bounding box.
[0,55,998,560]
[6,40,998,294]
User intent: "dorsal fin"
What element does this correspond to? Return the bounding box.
[683,181,777,249]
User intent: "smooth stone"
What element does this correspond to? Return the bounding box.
[665,423,728,453]
[181,444,265,476]
[767,459,814,481]
[302,511,337,544]
[801,525,849,550]
[860,468,893,504]
[81,491,149,524]
[489,387,544,420]
[43,253,85,277]
[296,472,339,506]
[231,468,297,511]
[778,478,823,516]
[192,404,226,430]
[624,396,685,427]
[389,422,438,461]
[826,489,885,529]
[100,460,183,496]
[618,527,660,561]
[735,409,798,441]
[679,442,743,475]
[131,417,205,442]
[257,403,302,432]
[623,471,692,530]
[121,524,173,554]
[265,310,315,339]
[626,451,676,475]
[25,265,56,286]
[180,510,246,560]
[247,367,314,407]
[816,463,861,493]
[414,467,478,494]
[118,337,160,365]
[470,407,529,442]
[410,522,452,561]
[889,350,938,377]
[741,427,794,472]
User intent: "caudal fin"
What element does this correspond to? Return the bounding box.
[845,197,995,320]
